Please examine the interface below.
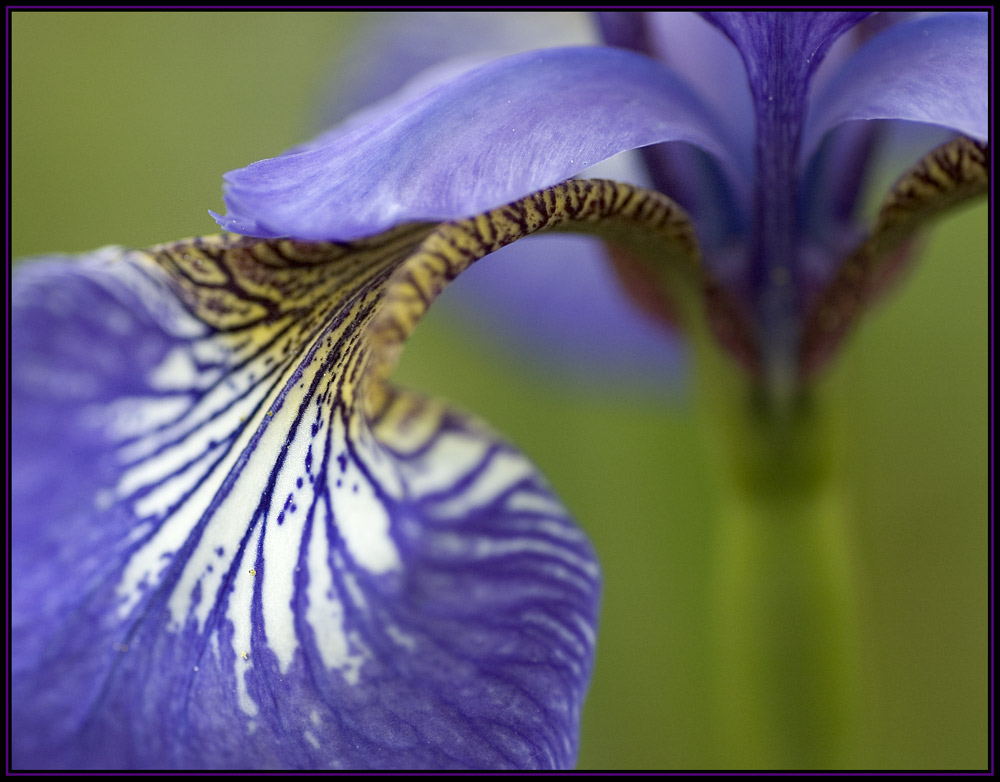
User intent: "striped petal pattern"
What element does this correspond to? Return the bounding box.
[12,180,699,770]
[801,136,988,375]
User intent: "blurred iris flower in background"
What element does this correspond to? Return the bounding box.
[11,11,988,770]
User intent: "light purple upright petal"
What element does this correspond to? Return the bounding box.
[698,12,870,383]
[214,46,743,240]
[803,13,988,158]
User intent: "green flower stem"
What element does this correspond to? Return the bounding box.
[611,223,864,768]
[696,351,860,769]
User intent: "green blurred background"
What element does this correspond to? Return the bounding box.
[12,12,986,770]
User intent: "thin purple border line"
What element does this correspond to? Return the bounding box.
[5,7,994,774]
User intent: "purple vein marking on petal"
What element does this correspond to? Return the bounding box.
[14,220,601,767]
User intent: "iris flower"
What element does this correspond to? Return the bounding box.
[11,11,987,770]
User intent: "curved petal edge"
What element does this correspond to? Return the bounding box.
[212,47,743,241]
[804,13,988,159]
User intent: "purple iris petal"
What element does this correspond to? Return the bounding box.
[306,14,687,388]
[12,250,599,769]
[803,13,988,158]
[798,12,987,305]
[214,46,743,241]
